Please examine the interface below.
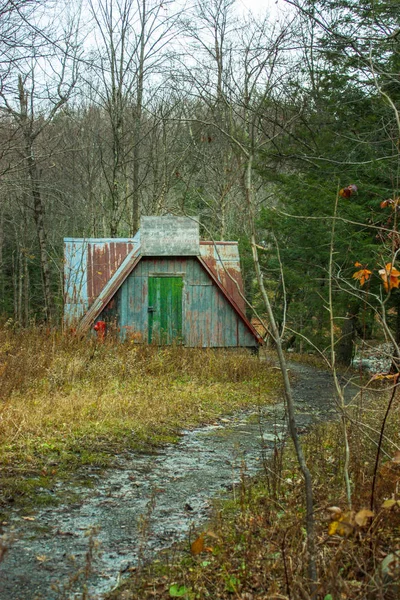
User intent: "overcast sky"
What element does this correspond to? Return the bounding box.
[238,0,290,18]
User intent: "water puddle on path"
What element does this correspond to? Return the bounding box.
[0,363,348,599]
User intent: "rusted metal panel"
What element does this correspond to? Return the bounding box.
[64,235,140,324]
[78,247,141,332]
[184,260,214,347]
[87,239,137,304]
[199,242,246,313]
[197,257,261,344]
[184,258,257,347]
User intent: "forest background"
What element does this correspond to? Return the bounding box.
[0,0,399,358]
[1,2,400,597]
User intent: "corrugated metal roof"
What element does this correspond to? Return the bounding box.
[200,242,246,313]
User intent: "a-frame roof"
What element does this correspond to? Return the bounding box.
[76,245,262,344]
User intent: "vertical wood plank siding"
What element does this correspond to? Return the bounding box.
[103,257,256,347]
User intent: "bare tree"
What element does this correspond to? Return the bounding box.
[0,1,42,81]
[87,0,182,235]
[178,2,318,582]
[0,15,80,320]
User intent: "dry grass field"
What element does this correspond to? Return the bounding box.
[0,325,281,511]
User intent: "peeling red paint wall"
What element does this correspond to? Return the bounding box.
[87,242,134,305]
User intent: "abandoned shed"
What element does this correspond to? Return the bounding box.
[64,216,261,348]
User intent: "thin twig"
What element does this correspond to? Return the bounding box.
[370,381,399,511]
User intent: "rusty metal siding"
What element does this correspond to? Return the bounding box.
[184,259,255,347]
[64,235,140,324]
[79,249,142,332]
[104,257,257,347]
[63,240,89,322]
[200,242,246,313]
[87,240,136,304]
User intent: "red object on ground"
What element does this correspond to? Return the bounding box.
[94,320,107,341]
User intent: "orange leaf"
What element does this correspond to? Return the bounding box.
[379,263,400,291]
[352,268,372,286]
[191,534,205,555]
[380,197,400,210]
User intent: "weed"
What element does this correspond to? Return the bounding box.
[108,384,400,599]
[0,326,280,512]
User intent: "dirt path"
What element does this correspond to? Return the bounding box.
[0,362,352,600]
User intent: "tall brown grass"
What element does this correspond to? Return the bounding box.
[0,326,267,399]
[0,325,280,507]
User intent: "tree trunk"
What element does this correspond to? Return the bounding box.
[12,251,18,322]
[132,111,142,235]
[245,153,317,586]
[18,75,53,321]
[26,145,53,321]
[336,303,360,366]
[24,250,29,326]
[0,207,3,309]
[131,0,146,236]
[18,246,23,325]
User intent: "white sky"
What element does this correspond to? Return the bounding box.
[238,0,289,18]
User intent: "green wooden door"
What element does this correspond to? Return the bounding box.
[148,276,183,344]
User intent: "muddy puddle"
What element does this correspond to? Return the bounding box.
[0,363,353,599]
